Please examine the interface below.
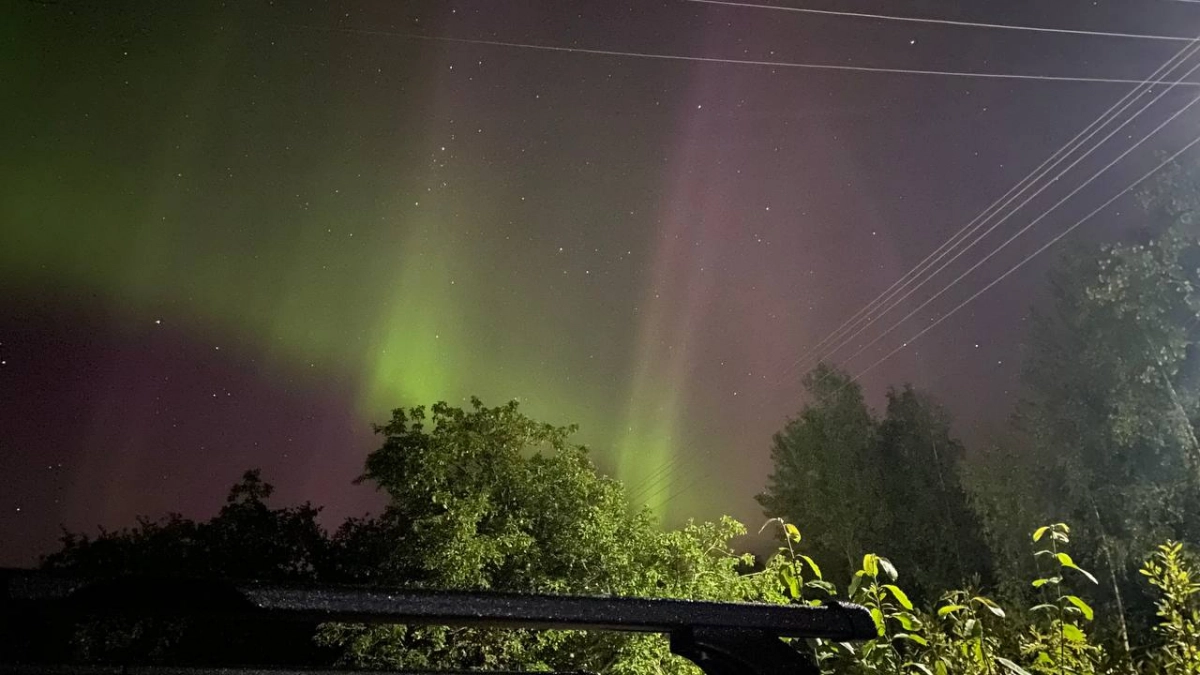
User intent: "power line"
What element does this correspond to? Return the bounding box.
[849,130,1200,384]
[822,47,1200,369]
[686,0,1197,43]
[775,32,1200,386]
[657,472,712,509]
[636,34,1198,502]
[283,24,1200,86]
[628,455,686,500]
[641,467,710,508]
[843,82,1200,378]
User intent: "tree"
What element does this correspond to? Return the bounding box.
[759,366,992,599]
[1013,221,1200,652]
[33,400,783,673]
[876,386,991,597]
[315,398,785,674]
[43,469,330,581]
[1021,225,1199,554]
[757,364,886,581]
[36,470,333,666]
[961,429,1058,603]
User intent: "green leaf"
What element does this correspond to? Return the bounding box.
[884,584,914,610]
[1062,623,1086,643]
[870,607,886,637]
[879,557,899,581]
[973,596,1006,618]
[863,554,879,578]
[907,663,934,675]
[779,565,801,600]
[1057,553,1099,584]
[896,613,920,631]
[784,523,802,543]
[848,573,863,599]
[805,579,836,595]
[1062,595,1094,621]
[1029,603,1057,614]
[997,657,1034,675]
[896,633,929,646]
[1033,526,1050,542]
[938,604,967,617]
[1032,576,1060,588]
[800,554,822,580]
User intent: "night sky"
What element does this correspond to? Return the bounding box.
[4,0,1199,566]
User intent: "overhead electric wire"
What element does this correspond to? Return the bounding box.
[626,461,671,495]
[848,131,1200,384]
[650,28,1200,498]
[776,32,1200,386]
[819,48,1200,369]
[641,467,710,508]
[628,455,687,500]
[840,76,1200,376]
[284,24,1200,87]
[686,0,1198,43]
[287,15,1200,506]
[656,472,712,510]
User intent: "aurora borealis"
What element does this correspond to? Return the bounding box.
[4,0,1197,565]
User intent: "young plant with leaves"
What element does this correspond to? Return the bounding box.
[761,518,836,606]
[1140,541,1200,675]
[834,553,928,675]
[1020,524,1104,675]
[928,590,1023,675]
[757,519,848,674]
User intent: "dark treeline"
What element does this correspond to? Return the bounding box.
[9,163,1200,675]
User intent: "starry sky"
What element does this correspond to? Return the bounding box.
[3,0,1199,566]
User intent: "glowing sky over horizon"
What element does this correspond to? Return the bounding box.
[3,0,1193,565]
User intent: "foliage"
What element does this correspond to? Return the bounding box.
[1140,542,1200,675]
[762,520,1154,675]
[758,365,885,582]
[927,590,1008,675]
[43,469,330,580]
[1020,524,1105,675]
[36,470,332,665]
[759,368,986,596]
[876,386,992,598]
[960,431,1056,605]
[845,552,928,675]
[1016,224,1200,573]
[316,398,784,675]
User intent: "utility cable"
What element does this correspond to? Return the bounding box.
[687,0,1197,43]
[776,33,1200,385]
[284,24,1200,86]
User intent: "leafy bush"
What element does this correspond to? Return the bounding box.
[1139,541,1200,675]
[762,521,1200,675]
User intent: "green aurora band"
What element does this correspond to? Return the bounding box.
[3,5,702,517]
